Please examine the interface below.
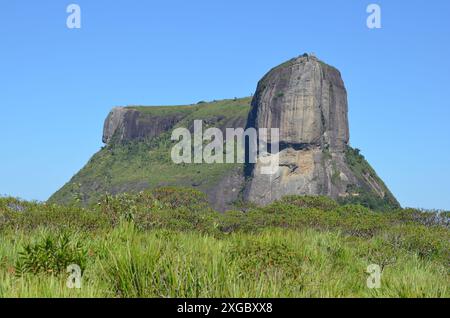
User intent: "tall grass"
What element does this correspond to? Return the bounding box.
[0,189,448,298]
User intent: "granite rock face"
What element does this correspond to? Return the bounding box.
[102,107,185,144]
[244,54,395,206]
[247,54,349,151]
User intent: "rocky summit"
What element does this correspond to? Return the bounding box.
[50,54,399,211]
[245,54,375,205]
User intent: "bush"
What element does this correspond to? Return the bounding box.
[99,192,144,225]
[1,189,449,274]
[0,199,108,232]
[394,208,450,228]
[384,225,450,262]
[15,232,87,276]
[151,187,209,210]
[135,207,219,235]
[229,236,303,278]
[281,195,339,211]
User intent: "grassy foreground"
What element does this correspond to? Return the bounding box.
[0,188,449,297]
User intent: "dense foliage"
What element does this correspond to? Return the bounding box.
[0,188,448,297]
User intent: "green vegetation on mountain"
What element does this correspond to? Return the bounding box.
[49,98,251,206]
[1,190,449,297]
[340,147,400,211]
[49,96,398,212]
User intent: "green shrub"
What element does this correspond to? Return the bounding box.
[99,193,143,225]
[15,232,87,276]
[0,199,108,232]
[343,147,400,211]
[281,195,339,211]
[135,207,219,235]
[229,236,303,278]
[384,224,450,262]
[2,188,449,280]
[0,197,28,212]
[150,187,210,210]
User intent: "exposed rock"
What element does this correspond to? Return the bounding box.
[102,107,129,144]
[102,107,186,144]
[247,54,349,152]
[244,54,397,207]
[245,147,364,205]
[202,166,246,212]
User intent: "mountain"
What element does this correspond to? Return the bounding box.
[49,54,399,211]
[243,54,397,208]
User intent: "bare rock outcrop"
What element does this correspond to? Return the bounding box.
[102,107,185,144]
[244,54,396,206]
[247,54,349,152]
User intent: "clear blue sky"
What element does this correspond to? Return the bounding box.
[1,0,449,209]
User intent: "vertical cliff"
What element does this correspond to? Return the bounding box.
[247,54,349,151]
[244,54,398,208]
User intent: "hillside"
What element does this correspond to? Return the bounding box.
[49,98,251,210]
